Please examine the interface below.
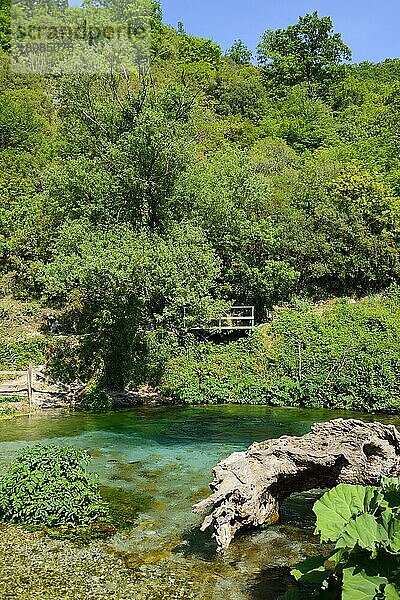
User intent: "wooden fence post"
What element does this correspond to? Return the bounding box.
[27,365,33,409]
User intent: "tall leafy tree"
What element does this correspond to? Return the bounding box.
[41,221,223,386]
[225,39,252,65]
[49,72,194,231]
[257,12,351,97]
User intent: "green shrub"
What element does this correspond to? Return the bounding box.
[41,221,223,389]
[161,333,272,405]
[0,404,17,417]
[0,445,109,526]
[283,479,400,599]
[45,337,93,384]
[77,379,113,411]
[267,292,400,412]
[0,336,47,371]
[162,291,400,411]
[0,395,19,403]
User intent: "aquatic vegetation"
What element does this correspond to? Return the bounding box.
[100,485,153,527]
[0,523,199,600]
[0,445,109,526]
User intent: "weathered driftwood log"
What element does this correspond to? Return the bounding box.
[193,419,400,553]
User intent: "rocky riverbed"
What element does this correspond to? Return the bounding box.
[0,524,198,600]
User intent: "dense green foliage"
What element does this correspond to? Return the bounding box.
[40,221,223,386]
[257,11,351,97]
[284,480,400,599]
[2,2,400,408]
[162,291,400,412]
[0,445,109,526]
[0,335,45,370]
[162,333,272,405]
[0,297,48,371]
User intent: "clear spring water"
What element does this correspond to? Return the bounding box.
[0,405,398,599]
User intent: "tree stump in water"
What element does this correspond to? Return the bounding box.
[193,419,400,553]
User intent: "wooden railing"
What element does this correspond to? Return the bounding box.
[215,306,255,330]
[0,365,35,408]
[184,306,255,332]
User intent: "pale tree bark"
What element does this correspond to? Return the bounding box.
[193,419,400,553]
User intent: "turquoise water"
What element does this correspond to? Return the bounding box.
[0,406,398,598]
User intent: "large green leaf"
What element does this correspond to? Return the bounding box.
[381,478,400,502]
[291,550,342,582]
[380,508,394,532]
[378,508,400,553]
[314,484,378,542]
[342,567,388,600]
[347,552,400,581]
[386,517,400,553]
[389,534,400,553]
[291,554,330,585]
[385,584,400,600]
[337,513,388,551]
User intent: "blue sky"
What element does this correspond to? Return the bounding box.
[161,0,400,64]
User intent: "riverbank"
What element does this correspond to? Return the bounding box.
[0,365,167,414]
[0,523,198,600]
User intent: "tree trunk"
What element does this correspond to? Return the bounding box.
[193,419,400,553]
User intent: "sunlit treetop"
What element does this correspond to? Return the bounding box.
[257,11,352,96]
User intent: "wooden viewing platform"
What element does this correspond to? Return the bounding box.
[184,306,255,332]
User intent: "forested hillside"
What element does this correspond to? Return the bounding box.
[1,1,400,410]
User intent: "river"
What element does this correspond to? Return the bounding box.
[0,406,397,599]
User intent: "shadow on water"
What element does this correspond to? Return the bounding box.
[173,524,218,561]
[247,566,296,600]
[279,491,321,529]
[248,567,319,600]
[247,566,293,599]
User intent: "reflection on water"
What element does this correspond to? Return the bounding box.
[0,406,397,599]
